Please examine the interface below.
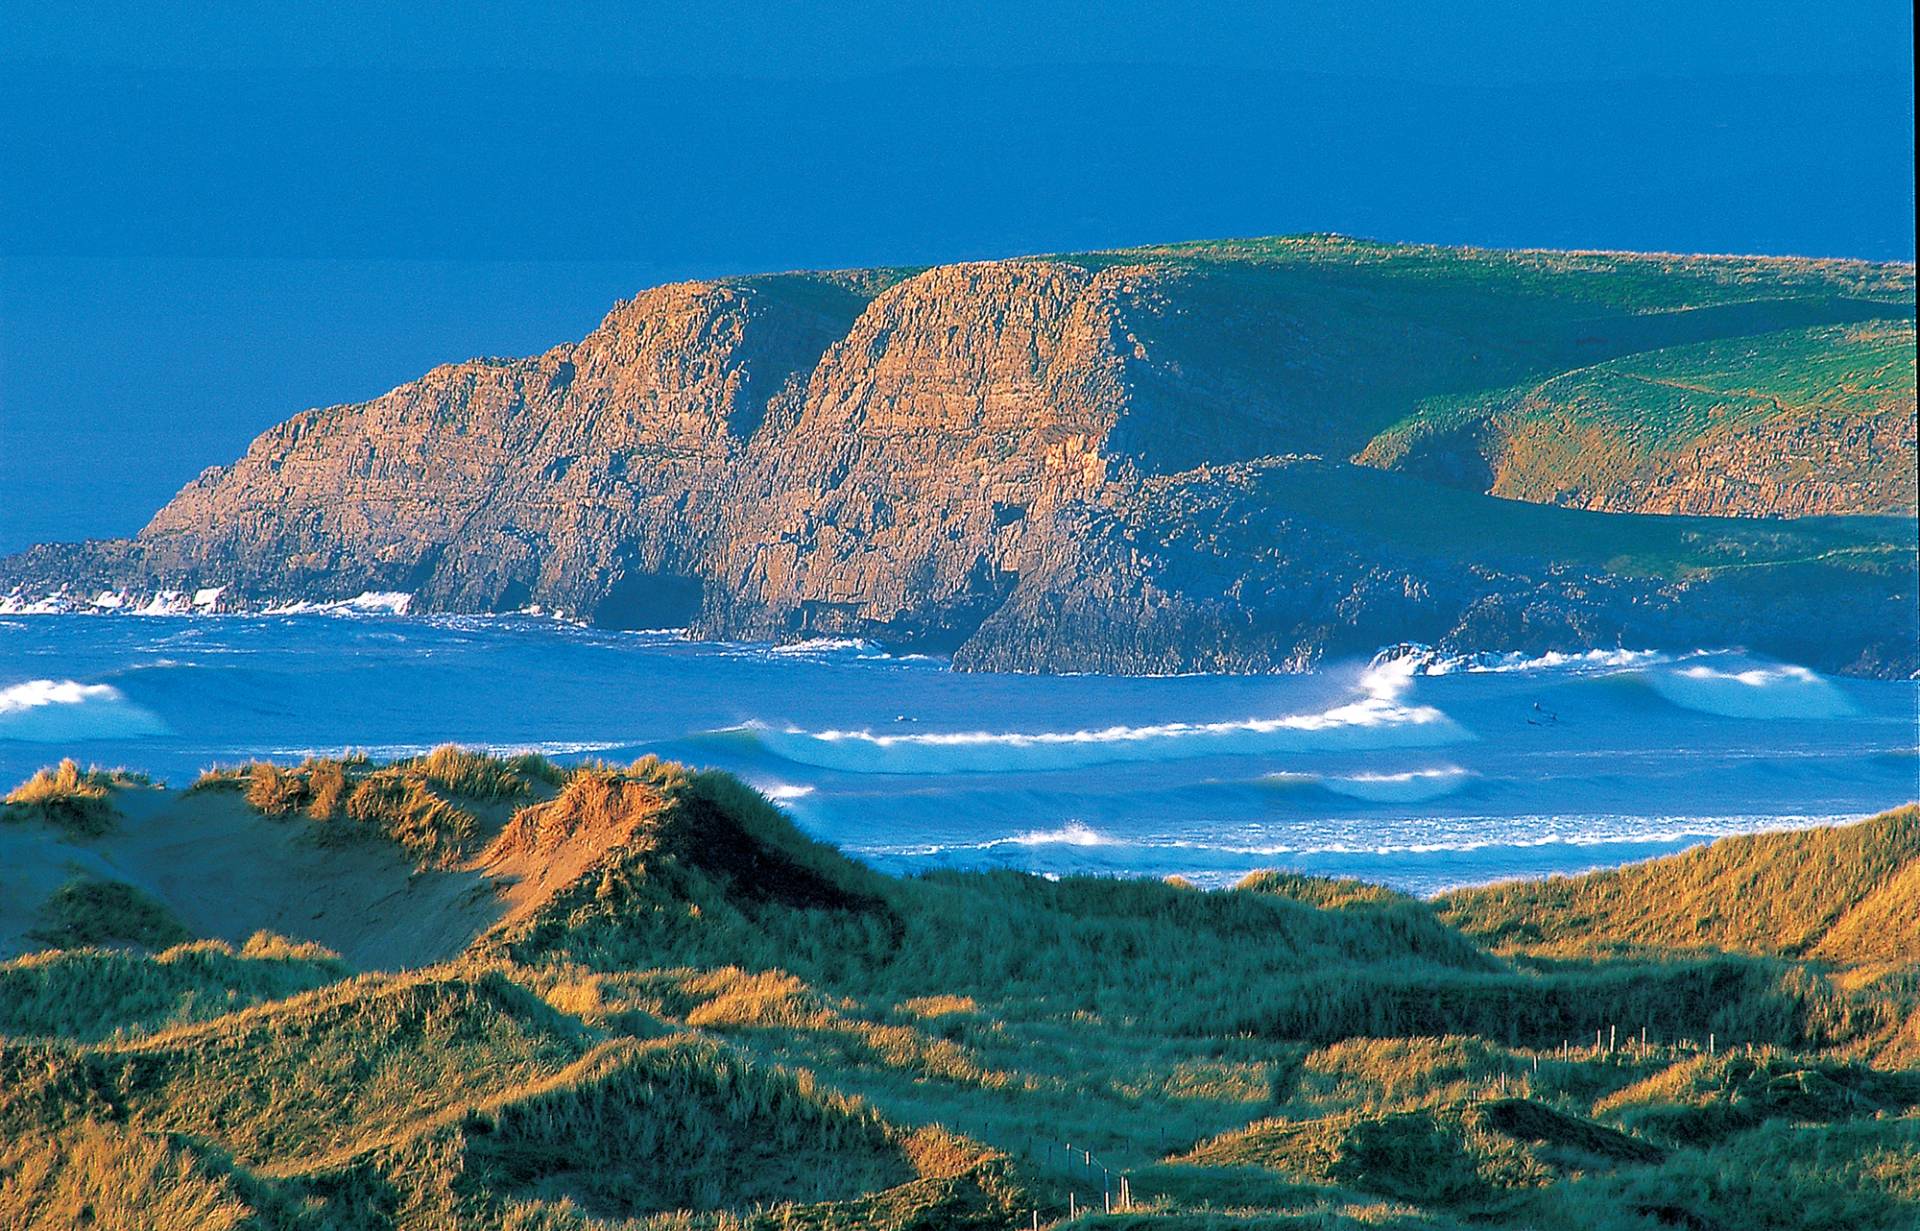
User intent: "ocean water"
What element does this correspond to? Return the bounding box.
[2,612,1914,894]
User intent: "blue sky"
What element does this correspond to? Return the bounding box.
[2,2,1914,551]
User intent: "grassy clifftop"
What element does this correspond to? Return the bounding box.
[1357,319,1917,516]
[1,752,1915,1229]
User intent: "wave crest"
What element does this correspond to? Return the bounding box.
[1646,663,1857,719]
[738,669,1466,775]
[1371,643,1672,677]
[0,679,168,743]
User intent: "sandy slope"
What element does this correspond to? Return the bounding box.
[0,784,593,969]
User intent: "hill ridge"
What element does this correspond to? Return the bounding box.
[4,235,1915,675]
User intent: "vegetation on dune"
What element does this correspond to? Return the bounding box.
[327,1036,928,1224]
[28,878,193,951]
[69,972,595,1168]
[1172,1097,1662,1211]
[0,934,349,1042]
[1437,807,1920,961]
[0,1120,260,1231]
[1529,1114,1920,1231]
[3,759,148,837]
[1,752,1915,1229]
[1593,1048,1920,1147]
[198,746,566,866]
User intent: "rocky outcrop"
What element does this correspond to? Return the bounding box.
[5,237,1916,675]
[123,274,879,625]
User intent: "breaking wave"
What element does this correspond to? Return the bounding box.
[1373,643,1674,677]
[1263,766,1475,803]
[1644,663,1857,720]
[0,679,169,743]
[262,591,414,616]
[1004,821,1114,847]
[736,658,1467,774]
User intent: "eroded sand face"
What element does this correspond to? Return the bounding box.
[0,783,607,969]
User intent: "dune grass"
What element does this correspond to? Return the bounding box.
[0,934,349,1042]
[0,1120,259,1231]
[2,759,147,837]
[1436,807,1920,960]
[203,747,565,866]
[27,878,193,951]
[1171,1097,1661,1211]
[0,751,1913,1229]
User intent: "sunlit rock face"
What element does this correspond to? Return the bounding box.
[5,237,1915,675]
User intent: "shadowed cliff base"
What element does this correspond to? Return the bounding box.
[0,748,1916,1228]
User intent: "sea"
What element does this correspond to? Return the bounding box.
[3,605,1915,895]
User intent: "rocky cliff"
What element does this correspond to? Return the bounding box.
[5,236,1916,675]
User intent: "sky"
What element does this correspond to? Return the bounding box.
[2,2,1914,552]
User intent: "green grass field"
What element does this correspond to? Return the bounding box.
[1,752,1914,1229]
[1357,319,1916,516]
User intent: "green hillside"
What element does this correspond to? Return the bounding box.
[1,753,1916,1229]
[1059,235,1914,474]
[1358,319,1917,515]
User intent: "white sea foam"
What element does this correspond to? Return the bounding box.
[757,782,817,802]
[134,591,194,616]
[264,591,414,616]
[1372,643,1672,677]
[855,812,1867,888]
[0,592,79,615]
[258,738,627,761]
[0,679,168,742]
[1007,821,1113,847]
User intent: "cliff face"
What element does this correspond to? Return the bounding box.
[6,236,1916,675]
[131,275,879,624]
[710,260,1134,646]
